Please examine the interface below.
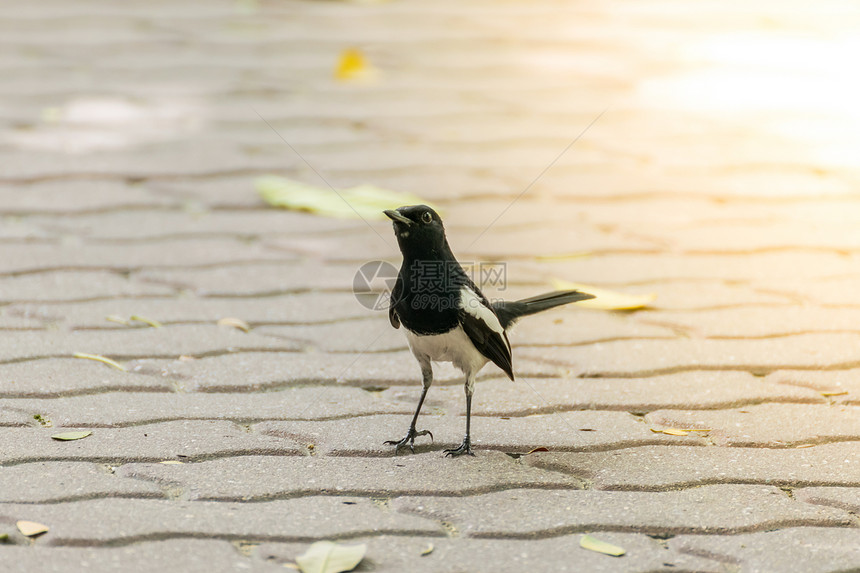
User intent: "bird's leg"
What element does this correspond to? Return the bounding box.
[385,363,434,454]
[444,374,476,457]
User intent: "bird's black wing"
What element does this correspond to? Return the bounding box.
[457,284,514,380]
[388,275,402,329]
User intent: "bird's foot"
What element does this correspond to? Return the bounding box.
[384,427,433,455]
[443,436,475,457]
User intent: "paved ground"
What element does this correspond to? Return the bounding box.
[2,0,860,571]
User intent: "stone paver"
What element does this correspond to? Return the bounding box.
[258,412,698,456]
[523,443,860,490]
[391,485,852,536]
[3,0,860,570]
[0,462,162,503]
[11,388,411,427]
[117,451,587,500]
[670,528,860,573]
[0,497,441,545]
[0,541,283,572]
[646,403,860,446]
[0,421,301,465]
[794,487,860,513]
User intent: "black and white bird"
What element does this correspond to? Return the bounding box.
[383,205,594,456]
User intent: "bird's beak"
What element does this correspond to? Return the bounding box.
[384,209,412,226]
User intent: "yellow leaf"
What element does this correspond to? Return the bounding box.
[820,390,848,397]
[16,520,49,537]
[550,278,656,310]
[130,315,163,328]
[73,352,126,372]
[257,176,435,221]
[296,541,367,573]
[51,431,92,441]
[525,446,549,454]
[335,48,378,82]
[580,534,625,557]
[661,428,689,436]
[217,317,251,333]
[106,315,130,325]
[420,543,434,556]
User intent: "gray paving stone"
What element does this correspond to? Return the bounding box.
[766,369,859,404]
[257,411,693,456]
[391,485,852,536]
[0,324,299,363]
[0,271,175,303]
[670,528,860,573]
[0,358,170,398]
[257,533,723,573]
[0,420,301,465]
[7,293,370,329]
[0,404,36,426]
[645,404,860,447]
[0,497,441,545]
[523,252,860,286]
[0,462,162,503]
[12,387,411,427]
[0,239,292,275]
[633,306,860,338]
[0,181,178,214]
[0,540,280,573]
[405,371,822,417]
[523,442,860,490]
[780,276,860,306]
[631,280,795,311]
[118,451,585,501]
[518,333,860,377]
[35,209,366,240]
[794,487,860,513]
[133,262,356,296]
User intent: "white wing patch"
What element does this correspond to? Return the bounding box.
[459,286,510,352]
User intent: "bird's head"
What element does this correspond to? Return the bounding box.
[384,205,447,256]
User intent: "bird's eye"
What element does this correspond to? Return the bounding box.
[421,212,433,224]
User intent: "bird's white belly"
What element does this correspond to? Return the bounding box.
[404,326,489,375]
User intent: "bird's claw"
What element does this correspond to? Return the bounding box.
[443,436,475,457]
[384,428,433,455]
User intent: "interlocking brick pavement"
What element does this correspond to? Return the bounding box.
[2,0,860,571]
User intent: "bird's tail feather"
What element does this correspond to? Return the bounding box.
[491,290,595,329]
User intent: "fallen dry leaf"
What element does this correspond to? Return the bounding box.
[130,315,163,328]
[334,48,378,82]
[525,446,549,454]
[16,521,49,537]
[72,352,126,372]
[551,278,656,310]
[217,317,251,333]
[420,543,434,556]
[650,427,696,436]
[661,428,689,436]
[257,176,434,221]
[296,541,367,573]
[51,431,92,441]
[580,534,625,557]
